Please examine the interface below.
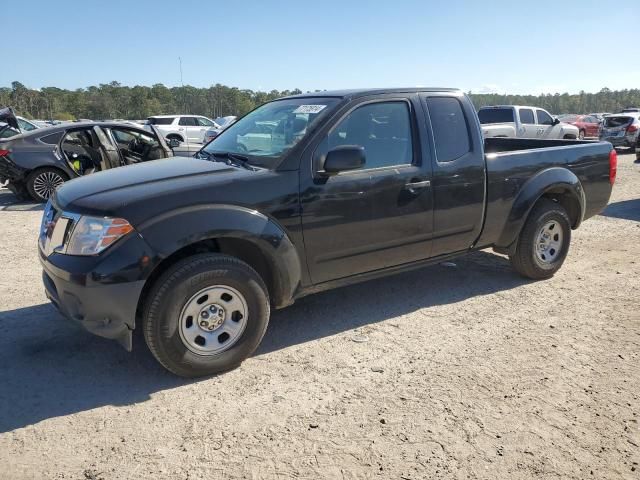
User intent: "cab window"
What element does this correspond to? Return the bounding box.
[536,110,554,125]
[328,101,414,169]
[426,97,470,162]
[519,109,535,125]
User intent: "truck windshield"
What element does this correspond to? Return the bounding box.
[478,108,514,124]
[201,97,340,169]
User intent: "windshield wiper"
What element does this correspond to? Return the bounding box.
[194,150,211,160]
[209,151,258,170]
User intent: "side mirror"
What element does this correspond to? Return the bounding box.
[323,145,365,174]
[553,118,560,126]
[168,138,181,148]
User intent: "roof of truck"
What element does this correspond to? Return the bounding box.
[284,88,462,99]
[479,105,539,109]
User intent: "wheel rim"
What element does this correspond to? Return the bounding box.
[33,171,65,199]
[579,131,585,139]
[535,220,563,264]
[178,285,248,355]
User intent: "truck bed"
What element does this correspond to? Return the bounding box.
[476,137,613,250]
[484,137,594,153]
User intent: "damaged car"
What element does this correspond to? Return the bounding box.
[0,113,178,202]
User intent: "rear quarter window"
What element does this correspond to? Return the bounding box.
[39,131,64,144]
[427,97,471,162]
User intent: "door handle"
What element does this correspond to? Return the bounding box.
[406,180,431,188]
[405,180,431,194]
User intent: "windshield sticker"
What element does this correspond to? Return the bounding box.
[293,105,327,114]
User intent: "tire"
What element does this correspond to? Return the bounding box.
[26,168,69,202]
[578,130,585,140]
[509,199,571,280]
[143,253,270,377]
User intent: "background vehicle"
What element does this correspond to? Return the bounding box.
[147,115,220,144]
[478,106,580,139]
[0,122,175,201]
[0,112,41,139]
[203,116,238,143]
[621,107,640,113]
[39,88,615,377]
[214,116,237,128]
[558,114,601,139]
[599,113,640,151]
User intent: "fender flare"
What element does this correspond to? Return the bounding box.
[138,204,303,308]
[496,167,586,249]
[164,132,185,142]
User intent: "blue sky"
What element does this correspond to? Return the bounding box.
[3,0,638,94]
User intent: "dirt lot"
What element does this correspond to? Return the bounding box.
[0,154,638,480]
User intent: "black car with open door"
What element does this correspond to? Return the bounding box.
[0,120,177,202]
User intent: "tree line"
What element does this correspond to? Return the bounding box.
[2,81,639,121]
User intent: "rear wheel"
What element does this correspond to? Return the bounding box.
[510,199,571,280]
[26,168,68,202]
[143,253,270,377]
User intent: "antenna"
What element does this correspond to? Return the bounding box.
[178,57,186,113]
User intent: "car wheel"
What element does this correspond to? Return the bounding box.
[143,253,270,378]
[26,168,69,202]
[578,130,585,140]
[510,199,571,280]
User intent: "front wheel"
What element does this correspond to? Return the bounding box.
[510,199,571,280]
[578,130,585,140]
[26,168,69,202]
[143,253,270,377]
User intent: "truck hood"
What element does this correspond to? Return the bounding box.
[55,157,257,219]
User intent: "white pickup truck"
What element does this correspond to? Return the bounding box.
[478,106,579,140]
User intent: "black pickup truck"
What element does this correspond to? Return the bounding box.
[38,88,616,377]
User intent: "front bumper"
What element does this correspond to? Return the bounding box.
[39,232,154,350]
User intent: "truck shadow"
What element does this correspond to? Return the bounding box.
[0,250,527,433]
[601,198,640,222]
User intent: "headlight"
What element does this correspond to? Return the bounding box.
[66,216,134,255]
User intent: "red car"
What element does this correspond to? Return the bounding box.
[561,115,601,139]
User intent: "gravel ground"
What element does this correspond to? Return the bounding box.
[0,154,638,480]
